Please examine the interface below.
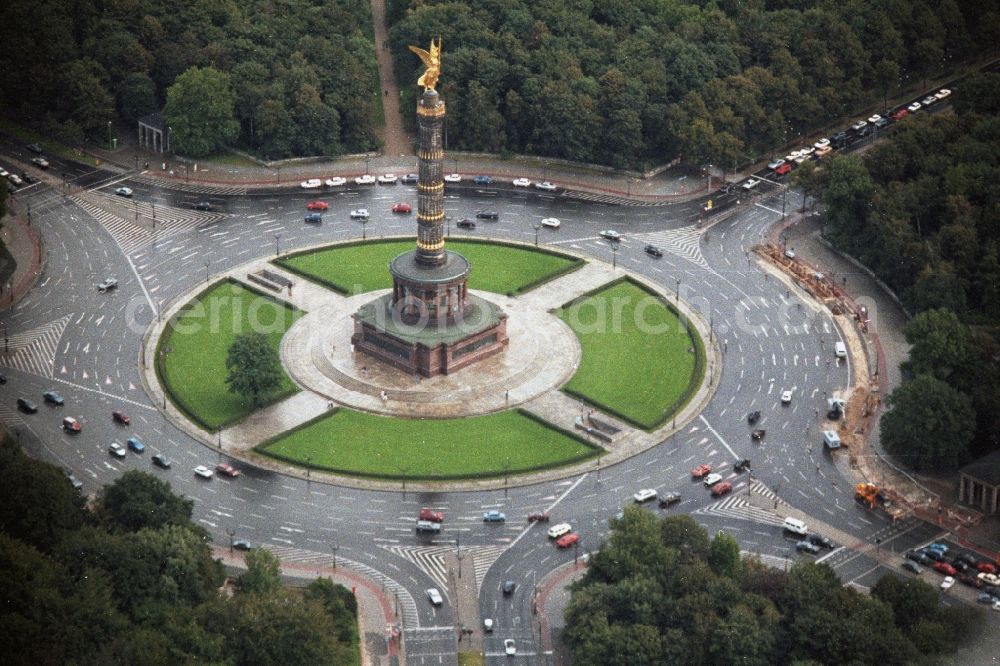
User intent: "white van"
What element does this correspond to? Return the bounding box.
[822,430,842,450]
[547,523,572,539]
[834,341,847,359]
[783,517,808,536]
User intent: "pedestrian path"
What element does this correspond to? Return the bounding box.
[565,190,671,206]
[130,173,247,196]
[515,260,616,310]
[631,225,709,269]
[263,544,419,628]
[695,491,785,527]
[381,545,451,594]
[0,313,71,379]
[0,403,26,429]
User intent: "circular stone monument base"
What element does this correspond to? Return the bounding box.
[281,290,582,418]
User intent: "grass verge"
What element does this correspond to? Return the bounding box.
[276,238,582,295]
[156,279,304,430]
[257,408,598,480]
[556,277,704,430]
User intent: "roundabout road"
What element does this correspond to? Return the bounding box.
[2,169,915,664]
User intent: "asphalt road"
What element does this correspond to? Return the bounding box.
[2,147,989,664]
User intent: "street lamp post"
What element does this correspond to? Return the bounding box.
[331,543,339,568]
[446,217,451,238]
[503,460,510,497]
[107,121,112,150]
[227,528,236,554]
[205,261,210,283]
[675,278,681,302]
[362,218,368,240]
[274,233,281,257]
[611,243,618,269]
[533,224,540,247]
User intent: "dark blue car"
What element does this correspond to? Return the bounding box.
[474,175,493,185]
[127,436,145,453]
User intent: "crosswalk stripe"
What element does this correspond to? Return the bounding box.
[470,545,506,594]
[130,174,248,196]
[381,545,451,594]
[694,490,786,527]
[0,314,71,379]
[631,225,709,268]
[563,191,669,207]
[0,404,26,428]
[260,544,419,627]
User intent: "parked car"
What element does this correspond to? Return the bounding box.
[644,245,662,258]
[906,550,932,566]
[556,533,580,549]
[109,442,127,458]
[126,436,145,453]
[476,210,499,220]
[97,277,119,292]
[300,179,322,189]
[534,181,557,191]
[377,173,398,184]
[742,178,760,190]
[152,454,171,469]
[830,131,850,147]
[977,592,999,605]
[935,89,952,100]
[923,548,946,562]
[512,177,531,187]
[114,186,133,197]
[933,562,957,576]
[814,138,830,149]
[796,540,821,555]
[17,398,38,414]
[940,576,956,590]
[474,175,493,185]
[890,108,909,121]
[960,574,983,589]
[456,218,475,229]
[194,465,214,479]
[659,492,681,507]
[850,120,868,131]
[304,212,323,223]
[703,473,723,487]
[711,481,733,497]
[350,208,370,219]
[354,174,376,185]
[26,143,43,154]
[215,463,240,477]
[978,572,1000,586]
[233,540,253,551]
[307,200,329,211]
[691,464,712,478]
[443,173,461,183]
[325,177,347,187]
[902,561,922,575]
[921,95,938,106]
[976,562,997,575]
[541,217,560,228]
[426,588,443,605]
[112,410,130,425]
[767,158,786,170]
[774,163,792,176]
[392,202,412,213]
[483,510,506,523]
[31,157,49,169]
[633,489,657,503]
[600,230,621,241]
[928,542,949,554]
[951,559,970,574]
[62,417,81,433]
[420,508,444,523]
[815,145,833,158]
[907,101,922,112]
[43,390,64,406]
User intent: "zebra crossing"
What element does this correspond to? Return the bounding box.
[564,191,669,207]
[631,225,709,269]
[469,545,506,593]
[73,192,227,254]
[381,545,450,592]
[130,173,247,196]
[694,480,786,527]
[0,403,26,429]
[262,544,419,628]
[0,314,71,379]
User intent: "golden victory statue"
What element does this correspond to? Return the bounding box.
[408,37,442,91]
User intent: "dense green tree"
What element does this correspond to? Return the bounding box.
[96,470,195,533]
[163,66,239,157]
[118,72,159,123]
[239,548,282,595]
[901,309,973,381]
[225,331,282,407]
[707,531,742,578]
[881,374,976,470]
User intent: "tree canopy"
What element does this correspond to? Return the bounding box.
[563,508,975,665]
[226,331,283,407]
[0,433,359,664]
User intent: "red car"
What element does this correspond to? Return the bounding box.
[112,410,130,425]
[774,163,792,176]
[976,562,997,575]
[959,574,983,589]
[528,512,551,522]
[933,561,957,576]
[215,463,240,478]
[307,201,329,211]
[556,533,580,549]
[711,481,733,497]
[392,202,412,214]
[419,507,444,523]
[890,108,909,121]
[691,464,712,478]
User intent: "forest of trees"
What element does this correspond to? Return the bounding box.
[565,507,977,665]
[815,72,1000,470]
[0,435,358,665]
[388,0,1000,168]
[0,0,379,158]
